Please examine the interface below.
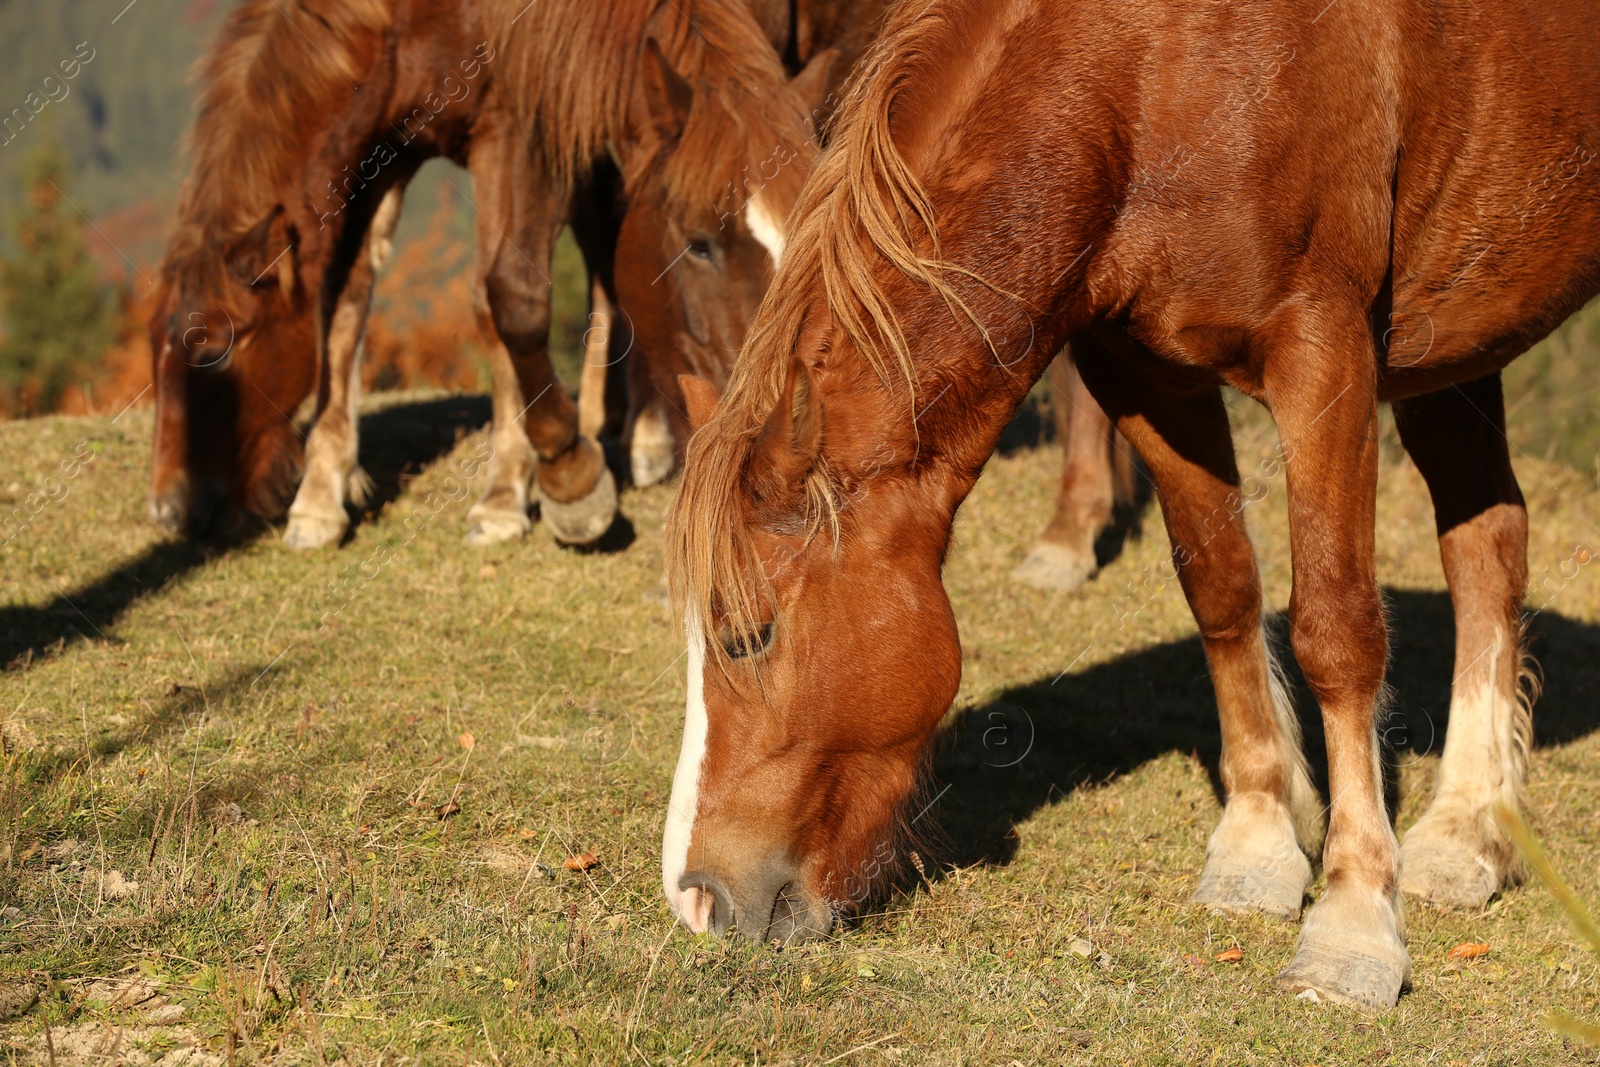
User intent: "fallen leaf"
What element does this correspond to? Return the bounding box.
[1214,947,1244,963]
[563,851,598,871]
[459,732,475,751]
[1182,953,1206,973]
[1448,942,1491,960]
[478,564,497,578]
[436,800,461,820]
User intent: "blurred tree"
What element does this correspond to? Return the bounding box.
[0,138,114,415]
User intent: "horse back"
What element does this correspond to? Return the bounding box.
[1041,0,1600,396]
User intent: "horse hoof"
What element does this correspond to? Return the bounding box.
[631,438,676,488]
[630,403,678,488]
[1012,541,1096,591]
[283,510,348,550]
[1277,941,1409,1011]
[465,508,532,547]
[347,465,377,509]
[540,466,618,546]
[1193,857,1309,920]
[1276,888,1410,1011]
[1400,819,1504,909]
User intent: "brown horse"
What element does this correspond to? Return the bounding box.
[150,0,828,547]
[610,0,899,488]
[664,0,1597,1011]
[148,0,438,537]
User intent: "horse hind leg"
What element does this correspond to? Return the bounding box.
[284,185,404,549]
[1014,350,1120,591]
[465,146,615,547]
[1393,375,1531,909]
[1078,343,1320,921]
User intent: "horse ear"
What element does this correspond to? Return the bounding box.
[747,357,822,512]
[680,374,722,431]
[226,206,297,292]
[790,48,839,119]
[641,37,695,143]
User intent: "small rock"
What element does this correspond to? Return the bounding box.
[1068,938,1093,958]
[146,1003,187,1024]
[0,906,21,921]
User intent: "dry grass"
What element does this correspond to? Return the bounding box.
[3,390,1600,1064]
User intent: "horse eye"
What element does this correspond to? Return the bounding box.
[686,235,715,261]
[722,622,774,660]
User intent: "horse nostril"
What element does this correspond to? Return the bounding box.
[677,872,733,936]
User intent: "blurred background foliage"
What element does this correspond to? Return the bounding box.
[0,0,1595,487]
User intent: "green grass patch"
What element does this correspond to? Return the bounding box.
[3,394,1600,1063]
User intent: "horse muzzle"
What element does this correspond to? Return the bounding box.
[148,473,223,539]
[677,862,833,944]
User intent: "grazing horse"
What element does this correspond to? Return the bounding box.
[613,0,901,488]
[149,0,827,547]
[663,0,1598,1011]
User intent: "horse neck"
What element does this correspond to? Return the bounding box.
[817,0,1109,482]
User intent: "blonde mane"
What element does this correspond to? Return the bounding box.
[666,1,988,654]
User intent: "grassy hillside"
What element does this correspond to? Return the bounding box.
[3,396,1600,1063]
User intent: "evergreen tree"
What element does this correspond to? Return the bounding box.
[0,138,114,415]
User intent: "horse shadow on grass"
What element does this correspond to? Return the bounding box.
[922,589,1600,875]
[0,394,499,671]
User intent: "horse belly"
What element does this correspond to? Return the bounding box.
[1381,1,1600,397]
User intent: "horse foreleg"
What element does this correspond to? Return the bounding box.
[465,134,614,547]
[284,184,404,549]
[629,394,679,488]
[1080,339,1320,925]
[1265,315,1409,1010]
[577,274,613,441]
[1393,375,1531,908]
[1014,349,1121,591]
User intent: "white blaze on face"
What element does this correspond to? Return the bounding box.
[745,195,787,267]
[662,613,712,931]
